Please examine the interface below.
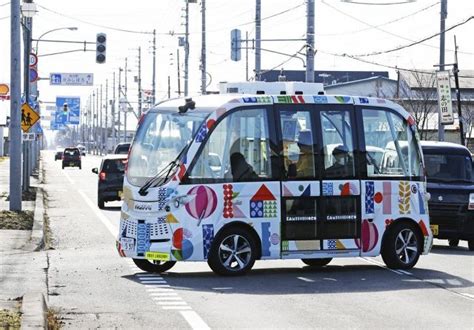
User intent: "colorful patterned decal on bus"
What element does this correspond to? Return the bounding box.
[250,185,277,218]
[202,224,214,259]
[185,185,218,225]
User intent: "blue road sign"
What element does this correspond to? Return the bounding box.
[50,120,66,131]
[56,96,80,125]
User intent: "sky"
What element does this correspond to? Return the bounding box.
[0,0,473,132]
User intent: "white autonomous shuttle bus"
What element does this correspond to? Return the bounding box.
[117,82,433,276]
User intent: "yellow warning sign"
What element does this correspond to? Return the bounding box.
[21,103,40,133]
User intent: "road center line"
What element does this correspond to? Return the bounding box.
[297,277,315,282]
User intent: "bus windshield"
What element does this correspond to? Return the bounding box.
[127,110,209,186]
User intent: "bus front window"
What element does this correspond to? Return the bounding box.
[127,110,209,186]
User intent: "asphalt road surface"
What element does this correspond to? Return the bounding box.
[43,151,474,329]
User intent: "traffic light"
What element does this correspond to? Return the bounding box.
[96,33,107,64]
[63,103,68,114]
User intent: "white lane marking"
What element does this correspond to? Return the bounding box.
[460,293,474,300]
[180,311,212,330]
[163,306,192,310]
[78,190,117,237]
[152,297,183,301]
[359,257,403,275]
[297,277,315,283]
[142,281,168,284]
[62,169,75,184]
[137,277,164,280]
[149,292,179,296]
[157,301,188,305]
[78,184,210,328]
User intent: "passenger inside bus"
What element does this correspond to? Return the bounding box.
[295,130,314,178]
[230,152,259,181]
[326,144,353,177]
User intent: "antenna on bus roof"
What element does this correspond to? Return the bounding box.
[178,98,196,114]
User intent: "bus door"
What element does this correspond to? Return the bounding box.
[276,105,323,255]
[316,105,361,253]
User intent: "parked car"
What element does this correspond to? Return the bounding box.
[92,155,127,209]
[54,147,64,161]
[421,141,474,250]
[62,147,82,169]
[113,142,131,154]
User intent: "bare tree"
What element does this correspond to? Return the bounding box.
[394,70,438,141]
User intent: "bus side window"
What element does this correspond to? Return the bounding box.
[362,108,421,177]
[188,108,274,182]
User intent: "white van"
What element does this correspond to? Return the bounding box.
[117,83,432,276]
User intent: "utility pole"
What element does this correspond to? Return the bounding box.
[117,68,122,144]
[105,79,108,152]
[152,29,156,105]
[138,47,142,116]
[453,36,465,146]
[438,0,447,141]
[124,58,128,142]
[306,0,315,82]
[177,49,181,96]
[10,0,21,211]
[99,84,103,154]
[246,31,249,81]
[22,10,33,192]
[184,0,190,95]
[200,0,206,94]
[112,72,116,148]
[255,0,261,81]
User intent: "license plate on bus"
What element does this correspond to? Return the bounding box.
[430,225,439,236]
[145,252,170,261]
[120,237,135,251]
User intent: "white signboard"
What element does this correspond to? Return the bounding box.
[436,71,454,125]
[49,73,94,86]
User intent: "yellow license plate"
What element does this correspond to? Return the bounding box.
[145,252,170,261]
[430,225,439,236]
[118,191,123,198]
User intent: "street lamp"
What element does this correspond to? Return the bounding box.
[35,26,78,54]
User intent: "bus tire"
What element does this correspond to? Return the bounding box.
[301,258,332,267]
[207,227,257,276]
[381,221,421,270]
[132,258,176,273]
[448,239,459,247]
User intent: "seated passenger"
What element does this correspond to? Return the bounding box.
[295,130,314,178]
[230,152,259,181]
[326,145,353,177]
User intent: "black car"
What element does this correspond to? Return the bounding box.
[62,147,81,169]
[113,142,131,154]
[421,141,474,250]
[92,155,127,209]
[54,147,64,161]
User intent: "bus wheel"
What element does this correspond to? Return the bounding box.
[381,222,421,270]
[448,239,459,247]
[301,258,332,267]
[208,227,257,276]
[132,258,176,273]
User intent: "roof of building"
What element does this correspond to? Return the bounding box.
[399,70,474,89]
[324,76,397,89]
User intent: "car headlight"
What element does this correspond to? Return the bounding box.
[469,193,474,211]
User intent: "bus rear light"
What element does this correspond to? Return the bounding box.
[99,171,106,181]
[469,193,474,210]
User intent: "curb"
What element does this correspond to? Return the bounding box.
[20,292,47,329]
[22,155,48,329]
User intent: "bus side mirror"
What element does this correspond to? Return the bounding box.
[92,168,98,174]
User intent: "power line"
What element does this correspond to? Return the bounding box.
[321,0,473,55]
[37,4,155,35]
[349,15,474,57]
[0,2,10,7]
[318,1,439,37]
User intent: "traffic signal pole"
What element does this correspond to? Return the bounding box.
[10,0,22,211]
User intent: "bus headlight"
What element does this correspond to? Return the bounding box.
[469,193,474,210]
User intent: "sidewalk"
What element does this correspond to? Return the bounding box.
[0,156,48,328]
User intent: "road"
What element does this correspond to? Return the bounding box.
[43,151,474,329]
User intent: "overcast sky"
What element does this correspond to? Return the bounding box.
[0,0,473,121]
